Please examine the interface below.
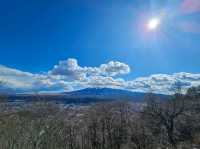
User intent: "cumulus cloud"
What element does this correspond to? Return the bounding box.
[49,58,130,80]
[125,73,200,94]
[0,59,200,94]
[84,76,125,89]
[99,61,130,76]
[49,58,86,81]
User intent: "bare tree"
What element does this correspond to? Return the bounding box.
[142,92,186,149]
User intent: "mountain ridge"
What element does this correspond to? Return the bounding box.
[6,87,168,104]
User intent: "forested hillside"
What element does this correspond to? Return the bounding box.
[0,86,199,149]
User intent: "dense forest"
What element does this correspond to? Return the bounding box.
[0,86,199,149]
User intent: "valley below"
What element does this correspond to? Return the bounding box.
[0,86,199,149]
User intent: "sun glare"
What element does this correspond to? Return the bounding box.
[147,17,160,31]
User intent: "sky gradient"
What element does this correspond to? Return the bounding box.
[0,0,200,94]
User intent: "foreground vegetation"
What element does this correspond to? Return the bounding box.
[0,87,200,149]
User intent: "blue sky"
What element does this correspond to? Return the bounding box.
[0,0,200,94]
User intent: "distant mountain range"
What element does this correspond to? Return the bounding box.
[6,88,168,104]
[65,88,146,100]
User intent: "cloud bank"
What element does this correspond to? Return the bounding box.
[0,59,200,94]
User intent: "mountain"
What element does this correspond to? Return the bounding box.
[64,88,146,101]
[6,88,167,104]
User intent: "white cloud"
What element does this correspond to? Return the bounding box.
[84,76,126,89]
[0,60,200,94]
[0,65,72,93]
[125,73,200,94]
[49,58,130,80]
[99,61,130,76]
[49,58,86,81]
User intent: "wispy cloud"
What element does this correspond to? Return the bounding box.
[178,21,200,34]
[0,59,200,94]
[181,0,200,14]
[0,65,71,93]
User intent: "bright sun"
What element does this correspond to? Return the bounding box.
[147,17,160,31]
